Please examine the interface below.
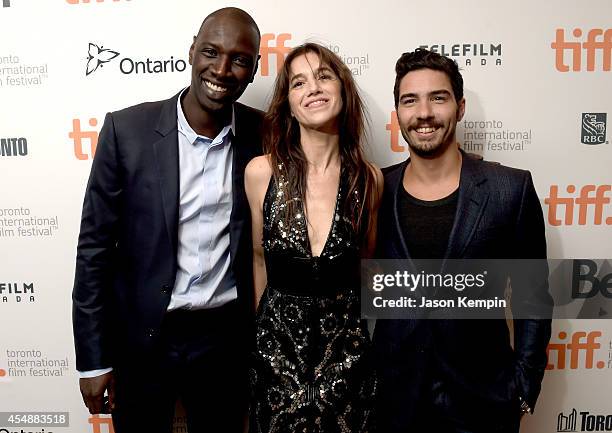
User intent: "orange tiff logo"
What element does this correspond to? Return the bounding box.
[386,111,406,152]
[259,33,291,76]
[89,413,187,432]
[551,28,612,72]
[546,331,606,370]
[544,184,612,226]
[67,0,129,3]
[89,415,114,433]
[70,117,100,160]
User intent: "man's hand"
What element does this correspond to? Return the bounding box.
[79,372,115,414]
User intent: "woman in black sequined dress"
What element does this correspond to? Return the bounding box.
[245,43,383,433]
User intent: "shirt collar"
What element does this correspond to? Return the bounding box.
[176,87,235,146]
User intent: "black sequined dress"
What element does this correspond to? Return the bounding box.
[250,170,376,433]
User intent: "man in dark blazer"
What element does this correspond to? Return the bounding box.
[373,49,553,433]
[72,7,263,433]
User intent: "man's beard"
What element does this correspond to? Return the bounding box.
[401,123,457,159]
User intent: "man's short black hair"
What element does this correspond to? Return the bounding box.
[199,7,261,40]
[393,48,464,107]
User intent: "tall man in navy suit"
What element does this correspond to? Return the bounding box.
[72,7,263,433]
[374,49,553,433]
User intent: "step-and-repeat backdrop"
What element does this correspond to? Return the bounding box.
[1,0,610,432]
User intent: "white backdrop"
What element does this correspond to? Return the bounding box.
[0,0,611,432]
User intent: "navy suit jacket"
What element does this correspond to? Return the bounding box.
[373,151,552,431]
[72,91,263,371]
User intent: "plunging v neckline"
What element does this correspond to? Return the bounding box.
[302,175,342,258]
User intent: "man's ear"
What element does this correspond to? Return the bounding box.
[457,97,466,121]
[188,35,196,65]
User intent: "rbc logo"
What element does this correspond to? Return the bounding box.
[581,113,608,145]
[70,118,100,160]
[259,33,292,76]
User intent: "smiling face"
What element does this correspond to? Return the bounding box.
[188,14,260,115]
[397,68,465,158]
[287,52,343,134]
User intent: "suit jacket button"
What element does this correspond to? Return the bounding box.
[147,328,156,338]
[161,284,170,294]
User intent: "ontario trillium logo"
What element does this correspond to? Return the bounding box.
[86,43,120,76]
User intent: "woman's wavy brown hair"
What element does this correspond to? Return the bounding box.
[264,42,377,241]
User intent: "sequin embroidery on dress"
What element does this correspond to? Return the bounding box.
[250,165,376,433]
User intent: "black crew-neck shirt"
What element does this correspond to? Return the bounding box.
[398,186,459,259]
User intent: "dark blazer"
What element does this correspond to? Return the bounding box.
[72,91,263,372]
[373,151,552,431]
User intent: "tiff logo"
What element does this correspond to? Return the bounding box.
[70,118,100,160]
[259,33,291,76]
[2,0,10,7]
[546,331,606,370]
[386,111,405,152]
[558,408,577,432]
[544,184,612,226]
[581,113,608,145]
[89,414,185,432]
[89,415,114,433]
[551,28,612,72]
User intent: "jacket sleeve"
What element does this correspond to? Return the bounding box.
[510,170,553,411]
[72,112,123,372]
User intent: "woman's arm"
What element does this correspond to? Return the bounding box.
[244,155,273,311]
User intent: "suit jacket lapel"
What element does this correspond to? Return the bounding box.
[392,159,415,262]
[229,103,257,262]
[390,158,427,320]
[443,151,488,262]
[153,92,181,255]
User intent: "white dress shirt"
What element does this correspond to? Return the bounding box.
[168,89,237,311]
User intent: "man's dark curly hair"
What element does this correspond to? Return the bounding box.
[393,48,464,107]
